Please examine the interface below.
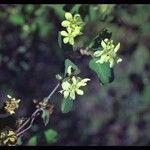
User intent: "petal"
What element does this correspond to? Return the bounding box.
[104,38,109,43]
[60,31,68,36]
[109,58,114,68]
[93,51,103,57]
[70,91,75,100]
[74,14,80,20]
[81,78,90,83]
[69,37,74,45]
[7,95,12,98]
[117,58,122,63]
[67,27,72,33]
[62,81,70,90]
[61,20,70,27]
[65,12,72,20]
[114,43,120,53]
[63,37,69,43]
[72,76,77,84]
[67,66,72,75]
[64,91,69,98]
[100,55,106,63]
[76,89,84,95]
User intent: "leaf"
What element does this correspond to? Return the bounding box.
[27,136,37,146]
[89,58,114,85]
[88,27,112,50]
[44,129,58,144]
[70,4,81,14]
[64,59,80,77]
[16,137,22,146]
[41,110,50,126]
[89,5,97,21]
[58,32,62,48]
[9,14,25,25]
[61,98,73,113]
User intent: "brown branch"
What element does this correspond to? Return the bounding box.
[16,109,41,137]
[16,83,60,138]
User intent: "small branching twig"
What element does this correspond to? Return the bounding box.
[16,83,60,138]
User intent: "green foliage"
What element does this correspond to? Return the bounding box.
[61,98,73,113]
[41,110,50,126]
[9,14,25,25]
[44,129,58,144]
[89,58,114,85]
[87,28,112,51]
[64,59,80,77]
[27,136,37,146]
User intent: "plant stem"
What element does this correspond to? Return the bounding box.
[16,83,60,138]
[44,83,60,103]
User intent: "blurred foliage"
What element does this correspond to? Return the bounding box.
[0,4,150,146]
[27,128,57,146]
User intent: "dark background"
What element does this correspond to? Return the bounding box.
[0,4,149,146]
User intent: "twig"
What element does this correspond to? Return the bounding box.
[16,108,41,134]
[16,83,60,138]
[16,110,41,137]
[44,83,60,103]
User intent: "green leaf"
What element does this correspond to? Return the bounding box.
[70,4,81,14]
[27,136,37,146]
[44,129,58,144]
[25,4,34,14]
[88,28,112,50]
[41,110,50,126]
[89,58,114,85]
[64,59,80,77]
[61,98,73,113]
[9,14,25,25]
[16,137,22,146]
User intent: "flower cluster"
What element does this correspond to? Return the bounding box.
[60,12,84,45]
[60,76,90,100]
[4,95,20,115]
[60,65,90,100]
[0,129,17,146]
[93,38,122,68]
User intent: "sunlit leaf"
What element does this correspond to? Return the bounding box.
[89,58,114,84]
[41,110,50,126]
[64,59,80,77]
[61,98,73,113]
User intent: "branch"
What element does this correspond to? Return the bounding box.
[44,83,60,103]
[16,109,41,137]
[16,83,60,138]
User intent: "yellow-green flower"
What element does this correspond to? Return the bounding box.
[60,76,90,100]
[93,38,122,68]
[60,27,77,45]
[4,95,20,115]
[61,12,84,29]
[60,12,84,45]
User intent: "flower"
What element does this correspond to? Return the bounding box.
[93,38,122,68]
[0,129,17,146]
[60,27,77,45]
[4,95,20,115]
[60,12,84,45]
[60,76,90,100]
